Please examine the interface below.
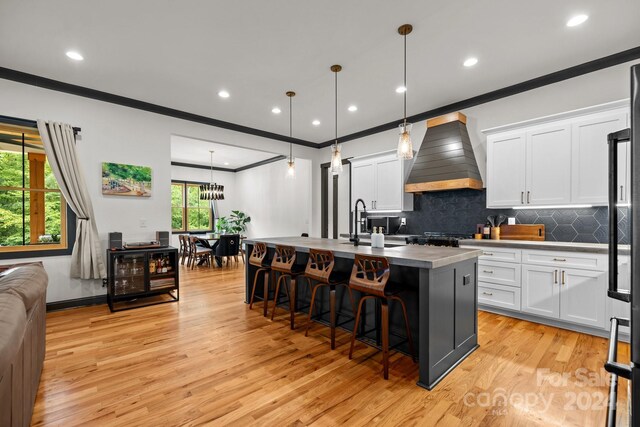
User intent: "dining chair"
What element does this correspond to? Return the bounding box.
[215,234,240,267]
[188,236,213,269]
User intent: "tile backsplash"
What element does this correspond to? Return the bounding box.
[401,189,628,244]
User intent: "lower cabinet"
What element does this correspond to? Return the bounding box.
[521,264,607,329]
[478,282,521,311]
[521,265,560,318]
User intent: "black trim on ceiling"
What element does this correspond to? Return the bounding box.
[171,155,286,173]
[171,161,235,173]
[318,45,640,147]
[0,67,316,148]
[46,294,107,312]
[234,155,287,172]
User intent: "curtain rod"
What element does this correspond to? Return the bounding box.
[0,114,82,135]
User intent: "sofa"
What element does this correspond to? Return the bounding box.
[0,263,48,427]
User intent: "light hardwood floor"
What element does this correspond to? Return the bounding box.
[32,263,630,426]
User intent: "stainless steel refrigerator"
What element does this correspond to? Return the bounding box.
[606,63,639,427]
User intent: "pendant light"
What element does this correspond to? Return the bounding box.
[199,150,224,200]
[286,91,296,178]
[330,64,343,175]
[397,24,414,160]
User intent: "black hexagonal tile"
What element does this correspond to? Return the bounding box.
[572,215,599,234]
[594,225,609,243]
[574,233,598,243]
[552,210,578,225]
[594,207,609,225]
[515,210,537,224]
[575,208,596,216]
[552,224,578,242]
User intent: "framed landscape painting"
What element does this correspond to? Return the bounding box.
[102,162,152,197]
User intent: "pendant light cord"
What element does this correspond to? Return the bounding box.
[289,95,293,159]
[403,32,407,127]
[334,69,338,147]
[210,151,213,183]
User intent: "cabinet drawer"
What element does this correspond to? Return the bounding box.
[522,250,607,271]
[478,260,521,288]
[478,282,521,311]
[466,247,521,263]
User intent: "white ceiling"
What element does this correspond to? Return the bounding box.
[1,1,639,144]
[171,135,279,169]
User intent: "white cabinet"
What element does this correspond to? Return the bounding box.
[485,102,630,208]
[486,133,526,207]
[559,268,607,329]
[486,123,571,207]
[610,256,631,335]
[350,152,412,212]
[521,265,560,318]
[351,162,375,209]
[526,124,572,205]
[571,110,629,204]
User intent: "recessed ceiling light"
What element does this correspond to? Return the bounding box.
[396,86,407,94]
[348,105,358,112]
[271,107,281,114]
[224,162,230,166]
[463,57,478,67]
[566,14,589,27]
[312,120,321,126]
[218,90,230,98]
[66,51,84,61]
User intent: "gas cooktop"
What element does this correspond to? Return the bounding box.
[406,232,474,248]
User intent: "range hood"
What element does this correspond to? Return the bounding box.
[405,112,483,193]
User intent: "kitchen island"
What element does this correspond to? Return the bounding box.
[244,237,482,390]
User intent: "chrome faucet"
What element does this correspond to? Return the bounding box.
[350,198,367,246]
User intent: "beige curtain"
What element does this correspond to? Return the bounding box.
[37,121,106,279]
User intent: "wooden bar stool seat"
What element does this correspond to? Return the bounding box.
[304,249,356,350]
[348,254,416,380]
[270,245,305,329]
[248,242,273,317]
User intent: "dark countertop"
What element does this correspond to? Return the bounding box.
[244,237,482,269]
[459,239,630,255]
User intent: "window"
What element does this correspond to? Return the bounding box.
[171,181,213,232]
[0,121,69,254]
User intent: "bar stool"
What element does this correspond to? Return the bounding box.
[304,249,356,350]
[248,242,272,317]
[270,245,305,329]
[348,254,416,380]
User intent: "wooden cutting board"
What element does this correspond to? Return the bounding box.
[498,224,545,241]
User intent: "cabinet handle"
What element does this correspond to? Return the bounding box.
[521,191,524,204]
[527,191,531,204]
[554,269,558,284]
[482,270,494,274]
[621,185,624,201]
[483,252,494,256]
[562,270,566,285]
[553,258,567,262]
[482,292,493,296]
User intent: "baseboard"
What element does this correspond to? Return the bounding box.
[46,295,107,312]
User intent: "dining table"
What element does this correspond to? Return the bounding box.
[191,233,222,267]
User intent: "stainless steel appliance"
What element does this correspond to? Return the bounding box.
[365,216,402,235]
[405,232,474,248]
[605,63,639,427]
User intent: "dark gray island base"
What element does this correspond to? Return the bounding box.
[243,237,482,390]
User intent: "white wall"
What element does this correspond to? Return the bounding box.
[0,78,319,302]
[235,158,312,238]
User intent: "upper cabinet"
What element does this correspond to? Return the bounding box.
[485,102,630,208]
[350,151,413,212]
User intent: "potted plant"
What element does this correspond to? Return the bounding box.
[215,216,231,234]
[229,210,251,235]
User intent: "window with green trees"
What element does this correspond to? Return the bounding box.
[171,181,212,232]
[0,122,67,253]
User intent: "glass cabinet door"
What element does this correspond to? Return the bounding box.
[112,253,146,295]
